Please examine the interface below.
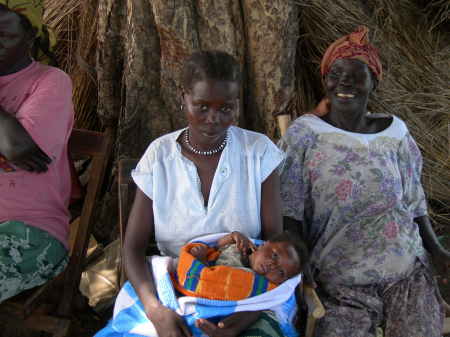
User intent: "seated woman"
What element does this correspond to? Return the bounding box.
[175,231,308,300]
[279,26,449,337]
[0,1,74,302]
[96,50,287,337]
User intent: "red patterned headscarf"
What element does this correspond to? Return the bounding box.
[313,26,382,116]
[321,26,382,81]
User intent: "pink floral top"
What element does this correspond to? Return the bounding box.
[279,114,428,286]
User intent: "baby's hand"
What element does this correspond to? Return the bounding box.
[231,231,256,256]
[190,244,209,264]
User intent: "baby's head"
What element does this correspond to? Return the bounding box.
[248,231,308,285]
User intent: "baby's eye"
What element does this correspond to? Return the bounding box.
[200,105,208,112]
[220,106,233,114]
[272,252,278,260]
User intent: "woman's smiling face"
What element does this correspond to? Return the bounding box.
[0,9,32,74]
[183,79,239,145]
[325,58,375,113]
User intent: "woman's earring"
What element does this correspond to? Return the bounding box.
[180,105,184,111]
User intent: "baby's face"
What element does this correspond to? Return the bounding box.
[249,241,300,284]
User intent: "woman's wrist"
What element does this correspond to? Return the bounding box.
[144,297,164,317]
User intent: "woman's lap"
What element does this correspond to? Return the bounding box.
[0,221,68,303]
[315,262,444,337]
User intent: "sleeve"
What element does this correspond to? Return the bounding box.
[398,132,428,218]
[16,69,74,158]
[131,142,157,200]
[260,136,286,182]
[277,123,309,222]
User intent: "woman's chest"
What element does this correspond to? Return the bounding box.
[305,135,403,202]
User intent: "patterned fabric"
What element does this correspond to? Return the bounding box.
[279,114,428,286]
[0,220,68,303]
[1,0,56,61]
[314,261,444,337]
[174,242,277,301]
[216,244,251,269]
[95,233,302,337]
[279,114,444,336]
[320,26,382,81]
[132,126,285,257]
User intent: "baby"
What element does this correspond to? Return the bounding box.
[188,231,308,285]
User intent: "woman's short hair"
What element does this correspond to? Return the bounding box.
[182,50,241,92]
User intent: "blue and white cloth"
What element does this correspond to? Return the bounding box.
[95,233,301,337]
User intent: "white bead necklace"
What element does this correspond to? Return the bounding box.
[184,128,228,156]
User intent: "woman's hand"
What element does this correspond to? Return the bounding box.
[196,311,260,337]
[431,248,450,285]
[0,110,51,172]
[147,304,192,337]
[230,231,256,256]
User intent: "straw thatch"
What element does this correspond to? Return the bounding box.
[42,0,449,238]
[44,0,100,130]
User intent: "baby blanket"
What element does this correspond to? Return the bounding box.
[95,233,301,337]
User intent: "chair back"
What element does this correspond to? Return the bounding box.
[57,127,114,316]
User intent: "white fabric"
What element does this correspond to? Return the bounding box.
[132,126,285,257]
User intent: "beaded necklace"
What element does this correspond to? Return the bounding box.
[184,128,228,156]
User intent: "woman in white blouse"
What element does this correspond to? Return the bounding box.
[123,51,285,337]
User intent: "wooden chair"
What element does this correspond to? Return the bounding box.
[0,128,113,337]
[117,157,325,337]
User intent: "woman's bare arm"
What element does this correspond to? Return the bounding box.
[124,188,191,337]
[260,170,283,240]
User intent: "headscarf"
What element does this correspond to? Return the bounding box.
[313,26,382,116]
[1,0,56,62]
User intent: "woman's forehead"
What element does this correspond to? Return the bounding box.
[330,58,370,72]
[0,10,23,33]
[188,79,239,100]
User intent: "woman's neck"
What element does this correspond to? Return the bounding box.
[0,56,33,76]
[324,105,369,133]
[187,127,228,151]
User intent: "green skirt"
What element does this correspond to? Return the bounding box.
[0,221,68,303]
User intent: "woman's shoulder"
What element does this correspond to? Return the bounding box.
[282,114,318,141]
[31,62,72,84]
[378,114,409,140]
[141,129,184,160]
[229,126,276,151]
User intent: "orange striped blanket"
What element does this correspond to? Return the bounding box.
[173,242,277,301]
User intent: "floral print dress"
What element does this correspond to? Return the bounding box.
[279,114,443,337]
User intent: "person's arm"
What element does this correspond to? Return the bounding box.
[0,107,51,172]
[196,311,262,337]
[260,170,283,240]
[217,232,256,255]
[415,215,450,280]
[124,188,191,337]
[416,215,449,256]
